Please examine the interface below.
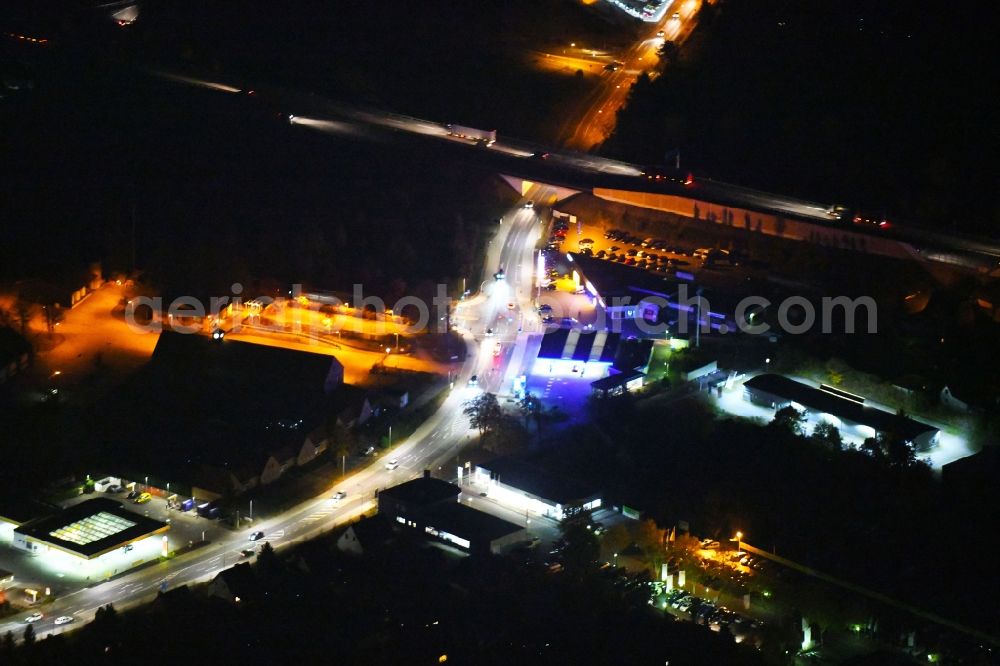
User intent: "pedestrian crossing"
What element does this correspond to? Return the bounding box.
[300,509,335,526]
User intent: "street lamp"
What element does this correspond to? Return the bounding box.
[613,552,618,567]
[734,531,744,553]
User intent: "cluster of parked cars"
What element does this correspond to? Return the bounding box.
[595,231,697,272]
[664,589,760,634]
[730,550,768,573]
[544,219,569,253]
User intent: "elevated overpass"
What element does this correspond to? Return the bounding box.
[157,71,1000,274]
[308,98,1000,273]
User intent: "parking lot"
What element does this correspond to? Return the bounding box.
[60,483,234,553]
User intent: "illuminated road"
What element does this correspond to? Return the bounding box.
[0,173,545,644]
[557,0,702,150]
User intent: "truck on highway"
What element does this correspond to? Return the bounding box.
[445,124,496,146]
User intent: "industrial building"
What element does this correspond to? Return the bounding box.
[743,374,939,450]
[378,473,524,555]
[473,458,602,521]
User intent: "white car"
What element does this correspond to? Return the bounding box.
[332,490,347,503]
[54,616,74,626]
[24,612,43,623]
[523,201,534,209]
[385,459,399,471]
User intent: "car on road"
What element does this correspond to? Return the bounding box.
[494,268,505,280]
[240,548,256,558]
[537,304,553,313]
[385,459,400,471]
[493,342,502,357]
[332,490,347,503]
[507,302,515,310]
[656,29,665,38]
[25,612,43,623]
[54,616,74,626]
[523,201,534,209]
[248,531,265,542]
[672,11,681,20]
[134,492,152,504]
[468,375,478,386]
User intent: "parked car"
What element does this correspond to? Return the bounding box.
[133,492,152,504]
[126,490,139,500]
[362,446,376,456]
[106,485,123,494]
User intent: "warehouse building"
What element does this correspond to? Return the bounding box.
[378,473,524,555]
[743,374,939,450]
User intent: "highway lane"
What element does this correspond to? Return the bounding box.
[0,183,544,644]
